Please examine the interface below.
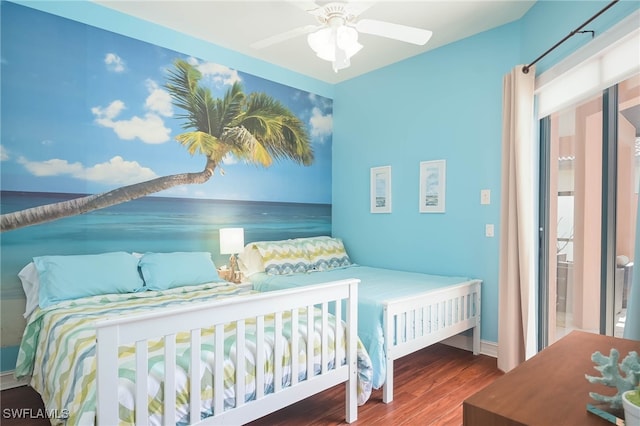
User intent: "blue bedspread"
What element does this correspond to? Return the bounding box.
[250,265,474,389]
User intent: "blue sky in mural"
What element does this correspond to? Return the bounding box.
[0,2,333,204]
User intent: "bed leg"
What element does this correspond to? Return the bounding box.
[472,324,481,356]
[346,370,357,423]
[345,280,359,423]
[382,358,394,403]
[473,285,481,356]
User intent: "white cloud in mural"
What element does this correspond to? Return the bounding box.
[187,57,241,86]
[309,107,332,140]
[18,155,158,185]
[92,101,171,144]
[109,114,170,144]
[145,79,173,117]
[92,79,173,144]
[0,145,8,161]
[105,53,125,73]
[83,156,158,185]
[92,100,125,122]
[18,157,84,177]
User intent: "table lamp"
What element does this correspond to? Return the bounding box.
[219,227,244,283]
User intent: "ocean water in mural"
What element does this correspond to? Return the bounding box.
[1,191,331,299]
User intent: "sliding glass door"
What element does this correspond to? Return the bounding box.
[544,92,604,344]
[540,74,639,346]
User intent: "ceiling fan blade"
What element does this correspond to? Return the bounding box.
[355,19,433,45]
[343,2,375,17]
[292,1,373,18]
[288,1,323,14]
[251,24,319,49]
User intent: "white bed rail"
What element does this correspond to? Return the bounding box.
[382,279,481,403]
[96,279,359,425]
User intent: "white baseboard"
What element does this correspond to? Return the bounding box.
[442,334,498,358]
[1,371,30,391]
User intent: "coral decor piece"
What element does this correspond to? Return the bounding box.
[585,349,640,409]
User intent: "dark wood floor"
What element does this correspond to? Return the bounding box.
[1,343,501,425]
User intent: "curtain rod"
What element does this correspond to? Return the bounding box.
[522,0,620,74]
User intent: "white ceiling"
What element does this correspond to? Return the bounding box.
[93,0,536,84]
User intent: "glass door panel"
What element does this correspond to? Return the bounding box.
[615,75,640,337]
[548,93,603,344]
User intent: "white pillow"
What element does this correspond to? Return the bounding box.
[18,262,40,319]
[237,244,265,277]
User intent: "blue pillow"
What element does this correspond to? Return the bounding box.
[139,252,220,291]
[34,252,144,309]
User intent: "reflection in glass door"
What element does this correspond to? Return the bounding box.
[547,93,604,343]
[543,74,639,345]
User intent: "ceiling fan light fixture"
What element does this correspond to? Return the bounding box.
[307,25,362,71]
[253,1,434,75]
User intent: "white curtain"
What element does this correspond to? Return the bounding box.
[498,65,537,372]
[623,193,640,341]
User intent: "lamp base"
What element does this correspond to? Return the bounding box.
[227,254,241,284]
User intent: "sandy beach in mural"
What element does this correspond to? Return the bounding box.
[1,301,28,347]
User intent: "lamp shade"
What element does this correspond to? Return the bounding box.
[219,227,245,255]
[307,25,362,71]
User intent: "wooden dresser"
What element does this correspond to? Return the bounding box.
[463,331,640,426]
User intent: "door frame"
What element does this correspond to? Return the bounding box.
[600,85,618,336]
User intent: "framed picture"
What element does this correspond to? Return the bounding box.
[419,160,446,213]
[370,166,392,213]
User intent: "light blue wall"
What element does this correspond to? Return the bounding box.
[332,0,639,345]
[332,23,520,344]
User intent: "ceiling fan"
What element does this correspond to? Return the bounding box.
[250,1,433,72]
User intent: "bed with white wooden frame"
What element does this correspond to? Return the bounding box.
[241,236,482,403]
[381,279,481,402]
[15,250,371,425]
[96,279,363,425]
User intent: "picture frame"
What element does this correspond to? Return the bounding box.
[370,166,392,213]
[419,160,446,213]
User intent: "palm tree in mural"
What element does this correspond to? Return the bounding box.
[0,59,313,232]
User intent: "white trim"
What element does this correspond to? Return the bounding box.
[535,10,640,91]
[535,9,640,118]
[443,334,498,358]
[0,371,30,391]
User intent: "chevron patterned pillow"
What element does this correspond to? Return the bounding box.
[252,240,311,275]
[296,236,352,272]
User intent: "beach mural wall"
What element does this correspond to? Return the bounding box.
[0,2,333,370]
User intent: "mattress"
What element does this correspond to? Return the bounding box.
[250,264,475,388]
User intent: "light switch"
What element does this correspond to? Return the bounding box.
[481,189,491,205]
[485,224,494,237]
